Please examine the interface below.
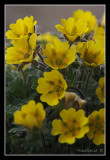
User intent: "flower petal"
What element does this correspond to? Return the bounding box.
[29,33,37,50]
[51,119,67,135]
[40,93,59,106]
[76,126,89,138]
[58,133,75,144]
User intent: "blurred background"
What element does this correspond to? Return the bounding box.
[5,5,105,35]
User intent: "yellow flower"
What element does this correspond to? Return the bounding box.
[5,33,37,65]
[76,40,105,67]
[43,39,76,69]
[36,70,67,106]
[93,26,105,48]
[96,77,105,103]
[14,100,46,130]
[65,92,86,110]
[51,108,89,144]
[55,17,89,42]
[73,9,97,34]
[87,108,105,145]
[6,16,37,39]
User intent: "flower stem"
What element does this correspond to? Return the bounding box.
[37,52,44,63]
[40,132,47,154]
[21,70,27,83]
[32,60,47,68]
[85,69,92,97]
[77,68,85,89]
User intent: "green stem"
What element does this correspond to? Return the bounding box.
[37,52,45,63]
[77,68,85,89]
[32,60,47,68]
[85,69,93,97]
[21,70,27,83]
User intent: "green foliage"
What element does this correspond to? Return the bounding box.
[5,58,105,154]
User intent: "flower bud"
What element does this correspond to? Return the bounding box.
[65,92,86,110]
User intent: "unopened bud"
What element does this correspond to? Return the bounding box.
[65,92,86,110]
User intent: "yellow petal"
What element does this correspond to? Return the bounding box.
[24,16,37,33]
[61,18,67,28]
[44,58,55,69]
[93,134,105,145]
[21,100,36,114]
[29,33,37,50]
[14,35,29,53]
[99,77,105,87]
[40,93,59,106]
[88,110,99,120]
[73,9,96,34]
[76,110,88,126]
[55,24,64,33]
[96,88,104,103]
[43,43,54,57]
[51,119,67,135]
[5,47,23,64]
[36,78,51,94]
[99,108,105,119]
[66,45,76,63]
[14,110,25,125]
[36,102,46,122]
[10,19,26,36]
[58,133,75,144]
[43,70,67,90]
[19,51,33,63]
[43,70,60,81]
[75,19,89,35]
[66,17,75,35]
[76,126,89,139]
[87,131,94,139]
[24,114,37,130]
[60,108,76,124]
[5,30,19,39]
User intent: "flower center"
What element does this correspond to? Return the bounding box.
[83,48,98,64]
[63,120,80,137]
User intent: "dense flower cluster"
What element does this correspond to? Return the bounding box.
[5,9,105,154]
[5,16,39,70]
